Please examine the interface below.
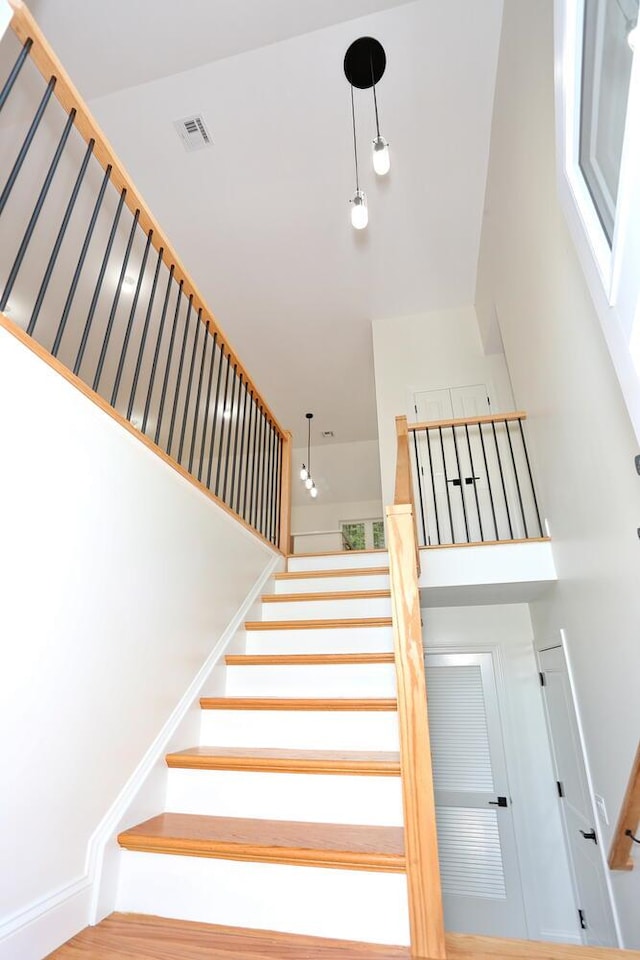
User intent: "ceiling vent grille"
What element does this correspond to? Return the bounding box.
[174,114,213,152]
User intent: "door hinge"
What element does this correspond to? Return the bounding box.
[578,908,587,930]
[557,781,565,798]
[539,671,546,686]
[487,396,491,406]
[414,404,418,415]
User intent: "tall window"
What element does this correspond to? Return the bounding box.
[341,519,386,551]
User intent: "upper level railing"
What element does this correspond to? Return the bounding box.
[406,411,544,546]
[609,740,640,871]
[0,1,291,551]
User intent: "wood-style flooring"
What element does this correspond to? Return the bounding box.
[47,913,640,960]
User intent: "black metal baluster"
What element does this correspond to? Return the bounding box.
[28,137,94,336]
[518,419,544,536]
[127,245,163,421]
[142,263,173,434]
[274,435,283,548]
[265,421,275,543]
[0,38,33,114]
[412,428,427,547]
[235,379,249,514]
[188,320,209,473]
[0,76,55,218]
[1,107,76,311]
[491,421,513,539]
[270,426,279,544]
[439,426,455,544]
[111,228,153,407]
[177,308,202,465]
[214,354,232,496]
[252,406,264,531]
[53,164,111,358]
[93,208,140,392]
[166,295,193,457]
[198,332,218,482]
[424,428,440,545]
[206,343,227,489]
[222,364,238,502]
[260,413,269,537]
[505,419,528,538]
[229,374,243,510]
[478,423,499,540]
[154,279,183,445]
[74,187,126,375]
[451,425,470,542]
[244,392,256,522]
[464,424,484,542]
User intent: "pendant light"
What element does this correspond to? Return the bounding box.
[349,84,368,230]
[371,64,390,176]
[299,413,318,498]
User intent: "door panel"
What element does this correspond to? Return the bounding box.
[425,653,528,938]
[538,645,618,947]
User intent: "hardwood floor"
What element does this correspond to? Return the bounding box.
[47,914,640,960]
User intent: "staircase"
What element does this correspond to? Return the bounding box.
[116,549,412,948]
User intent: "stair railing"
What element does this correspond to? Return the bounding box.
[387,415,446,959]
[609,740,640,871]
[0,0,291,551]
[407,410,544,546]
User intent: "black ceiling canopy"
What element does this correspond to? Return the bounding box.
[343,36,386,89]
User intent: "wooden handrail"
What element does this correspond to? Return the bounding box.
[609,740,640,871]
[388,418,445,958]
[8,0,285,442]
[408,410,527,432]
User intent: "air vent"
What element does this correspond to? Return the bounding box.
[322,431,334,438]
[174,114,213,152]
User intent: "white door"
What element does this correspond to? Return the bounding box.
[413,386,492,544]
[537,646,619,947]
[425,652,528,937]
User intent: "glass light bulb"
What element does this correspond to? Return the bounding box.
[310,484,318,498]
[300,465,308,481]
[305,476,313,490]
[628,23,638,51]
[372,136,391,176]
[350,190,368,230]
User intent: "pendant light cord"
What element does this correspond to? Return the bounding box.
[307,416,311,476]
[370,54,381,138]
[350,84,360,191]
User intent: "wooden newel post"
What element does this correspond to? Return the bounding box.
[395,415,421,575]
[279,430,293,554]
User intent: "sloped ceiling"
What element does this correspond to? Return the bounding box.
[21,0,503,448]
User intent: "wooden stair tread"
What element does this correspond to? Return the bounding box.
[117,813,405,872]
[262,590,391,603]
[166,746,401,775]
[225,652,395,665]
[200,697,397,711]
[288,548,388,558]
[274,566,389,580]
[245,617,393,631]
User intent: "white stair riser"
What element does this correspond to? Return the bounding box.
[225,664,397,698]
[244,626,394,655]
[274,574,390,595]
[200,709,399,751]
[261,596,391,621]
[288,552,389,573]
[116,852,409,945]
[165,769,403,825]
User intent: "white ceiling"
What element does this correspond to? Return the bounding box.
[12,0,503,448]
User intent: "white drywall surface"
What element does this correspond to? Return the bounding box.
[0,328,275,949]
[475,0,640,946]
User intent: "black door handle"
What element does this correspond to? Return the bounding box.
[488,796,508,807]
[580,829,598,844]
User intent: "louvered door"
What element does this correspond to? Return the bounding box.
[424,652,528,937]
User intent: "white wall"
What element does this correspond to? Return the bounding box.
[475,0,640,946]
[372,307,515,506]
[0,327,276,956]
[422,604,579,943]
[291,438,383,527]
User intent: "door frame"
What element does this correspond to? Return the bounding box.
[535,631,623,946]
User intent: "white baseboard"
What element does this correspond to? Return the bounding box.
[0,877,91,960]
[87,553,281,923]
[539,929,583,944]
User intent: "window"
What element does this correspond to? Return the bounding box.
[341,518,386,551]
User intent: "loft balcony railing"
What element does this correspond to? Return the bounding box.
[0,1,291,551]
[403,411,544,547]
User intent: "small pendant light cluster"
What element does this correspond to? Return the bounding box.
[344,36,390,231]
[299,412,318,498]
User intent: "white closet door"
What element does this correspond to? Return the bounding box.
[425,652,528,937]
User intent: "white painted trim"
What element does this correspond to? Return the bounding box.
[87,552,281,923]
[540,929,583,944]
[0,876,91,960]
